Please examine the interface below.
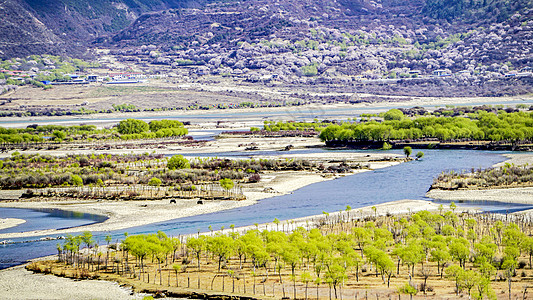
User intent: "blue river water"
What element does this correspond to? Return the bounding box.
[1,149,527,269]
[0,98,531,128]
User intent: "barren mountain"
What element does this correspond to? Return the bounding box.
[0,0,210,58]
[0,0,67,58]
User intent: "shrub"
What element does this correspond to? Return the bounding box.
[167,155,190,170]
[116,119,149,134]
[382,142,392,150]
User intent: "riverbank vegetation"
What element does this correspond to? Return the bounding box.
[431,163,533,190]
[28,208,533,299]
[221,105,533,151]
[320,109,533,150]
[319,109,533,145]
[0,119,188,145]
[1,152,359,201]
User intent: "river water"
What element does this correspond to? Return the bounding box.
[0,98,531,128]
[1,149,527,269]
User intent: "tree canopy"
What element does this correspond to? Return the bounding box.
[116,119,149,134]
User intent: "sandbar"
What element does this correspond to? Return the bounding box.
[0,218,26,230]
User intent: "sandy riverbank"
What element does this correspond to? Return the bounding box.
[426,152,533,205]
[0,218,26,230]
[0,154,403,239]
[211,199,448,237]
[427,187,533,204]
[0,264,149,300]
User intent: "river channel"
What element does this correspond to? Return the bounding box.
[0,149,527,269]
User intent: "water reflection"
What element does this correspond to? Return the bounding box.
[0,207,107,234]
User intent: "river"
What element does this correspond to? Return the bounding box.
[1,149,527,269]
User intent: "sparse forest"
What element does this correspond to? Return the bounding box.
[29,208,533,299]
[0,151,357,201]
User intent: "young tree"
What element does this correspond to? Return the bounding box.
[383,109,404,121]
[219,178,234,195]
[415,151,424,160]
[430,242,450,277]
[148,177,162,197]
[521,236,533,269]
[449,239,470,269]
[71,175,83,187]
[446,265,464,295]
[403,146,412,158]
[209,235,234,272]
[173,264,181,287]
[300,271,312,300]
[399,282,418,300]
[399,242,424,276]
[187,237,206,271]
[325,263,347,299]
[104,233,112,270]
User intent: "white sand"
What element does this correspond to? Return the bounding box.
[0,199,256,239]
[494,153,533,167]
[0,265,148,300]
[426,187,533,204]
[209,199,450,236]
[426,153,533,205]
[0,218,25,230]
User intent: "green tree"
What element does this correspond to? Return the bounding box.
[449,239,470,269]
[300,271,312,300]
[71,175,83,187]
[116,119,149,134]
[219,178,234,193]
[399,242,425,276]
[149,120,184,132]
[173,264,181,287]
[148,177,162,197]
[415,151,424,160]
[430,242,450,277]
[383,109,404,121]
[521,236,533,268]
[403,146,412,158]
[325,263,347,299]
[53,130,67,142]
[187,237,206,271]
[446,264,464,295]
[167,155,190,170]
[208,235,234,272]
[399,282,418,300]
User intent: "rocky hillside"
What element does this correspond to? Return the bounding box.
[0,0,67,58]
[0,0,209,58]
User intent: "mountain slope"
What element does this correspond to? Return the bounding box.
[0,0,210,58]
[0,0,67,58]
[102,0,531,89]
